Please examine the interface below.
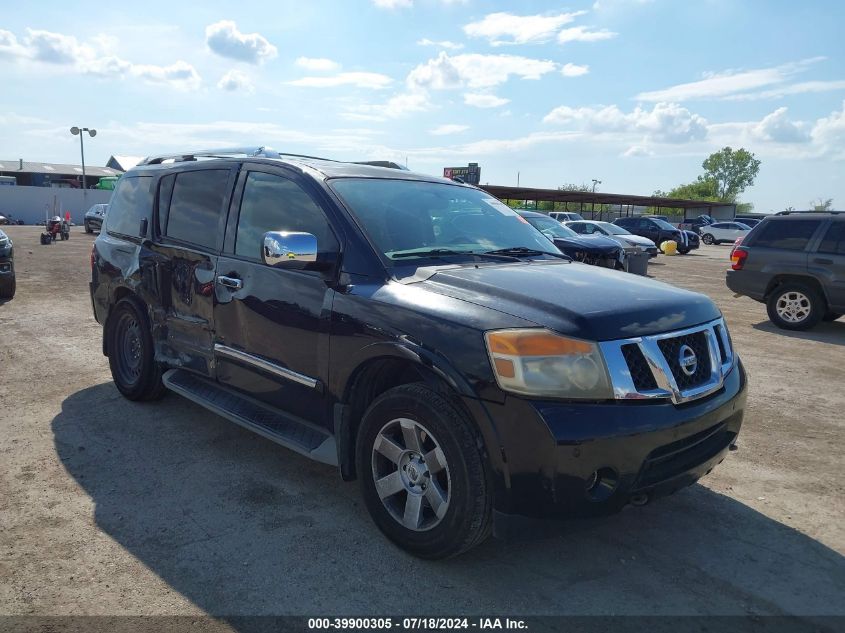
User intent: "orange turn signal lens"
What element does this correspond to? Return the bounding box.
[486,330,594,356]
[493,358,516,378]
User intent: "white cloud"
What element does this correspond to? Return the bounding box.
[205,20,277,64]
[635,58,825,102]
[372,0,413,8]
[724,79,845,101]
[408,52,557,90]
[622,145,654,157]
[557,26,617,44]
[811,100,845,159]
[561,63,589,77]
[544,102,708,143]
[295,57,340,72]
[430,124,469,135]
[749,107,809,143]
[343,92,431,121]
[131,61,202,91]
[217,69,254,93]
[463,93,510,108]
[417,38,464,50]
[463,11,586,46]
[0,27,200,89]
[288,72,393,89]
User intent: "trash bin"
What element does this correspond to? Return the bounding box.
[660,240,678,255]
[625,250,650,275]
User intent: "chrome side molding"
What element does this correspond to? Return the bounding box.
[214,344,318,389]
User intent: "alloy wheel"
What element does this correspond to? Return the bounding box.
[371,417,451,532]
[775,291,811,323]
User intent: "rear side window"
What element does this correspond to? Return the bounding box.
[235,172,338,260]
[165,169,230,250]
[818,222,845,255]
[752,220,821,251]
[105,176,153,238]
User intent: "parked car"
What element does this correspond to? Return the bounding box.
[518,211,624,268]
[726,213,844,330]
[681,215,714,234]
[84,203,109,233]
[0,228,15,299]
[700,222,752,245]
[0,215,9,225]
[91,147,746,559]
[734,217,762,229]
[683,230,700,252]
[548,211,584,222]
[613,216,693,253]
[565,220,659,258]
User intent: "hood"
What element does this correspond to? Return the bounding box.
[414,260,719,341]
[552,233,621,254]
[618,234,656,248]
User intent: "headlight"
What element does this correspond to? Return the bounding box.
[485,329,613,399]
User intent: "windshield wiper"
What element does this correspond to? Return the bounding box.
[485,246,570,260]
[390,248,520,262]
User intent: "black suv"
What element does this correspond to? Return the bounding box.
[614,216,692,254]
[0,228,14,299]
[90,148,746,558]
[727,213,844,330]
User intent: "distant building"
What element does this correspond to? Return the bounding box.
[0,158,121,188]
[106,155,143,172]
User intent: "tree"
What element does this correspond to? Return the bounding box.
[701,147,761,202]
[812,198,833,211]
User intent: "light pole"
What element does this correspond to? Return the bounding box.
[70,126,97,190]
[591,179,602,216]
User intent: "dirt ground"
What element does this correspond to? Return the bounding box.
[1,225,843,617]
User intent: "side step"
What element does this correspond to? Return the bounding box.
[162,369,337,466]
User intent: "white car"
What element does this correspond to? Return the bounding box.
[549,211,584,223]
[700,221,752,245]
[565,220,659,257]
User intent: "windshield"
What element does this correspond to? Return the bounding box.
[653,219,676,230]
[596,222,629,235]
[329,179,560,261]
[524,215,578,238]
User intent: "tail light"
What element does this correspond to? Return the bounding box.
[731,247,748,270]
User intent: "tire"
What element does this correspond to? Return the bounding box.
[823,312,842,322]
[766,283,825,331]
[678,248,690,255]
[40,233,51,245]
[107,298,167,401]
[356,383,492,559]
[0,276,14,300]
[702,233,715,245]
[85,222,93,234]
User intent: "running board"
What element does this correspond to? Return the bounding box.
[162,369,337,466]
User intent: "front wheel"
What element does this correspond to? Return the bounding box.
[357,383,492,559]
[766,283,824,331]
[702,233,715,245]
[0,277,14,299]
[85,222,93,234]
[107,298,167,400]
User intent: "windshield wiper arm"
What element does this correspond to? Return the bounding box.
[391,248,520,262]
[485,246,570,260]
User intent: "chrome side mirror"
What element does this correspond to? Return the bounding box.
[262,231,318,266]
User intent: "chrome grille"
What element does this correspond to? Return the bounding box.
[600,318,735,405]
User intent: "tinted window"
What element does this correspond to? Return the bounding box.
[818,222,845,255]
[615,218,634,226]
[166,170,230,250]
[105,176,153,238]
[157,174,175,235]
[753,220,821,251]
[235,172,338,260]
[568,222,584,232]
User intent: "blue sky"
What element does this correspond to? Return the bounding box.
[1,0,843,211]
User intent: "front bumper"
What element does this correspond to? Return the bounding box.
[0,251,13,276]
[481,359,746,524]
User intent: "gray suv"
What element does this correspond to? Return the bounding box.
[726,213,844,330]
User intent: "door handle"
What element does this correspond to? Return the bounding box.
[813,258,833,265]
[216,275,243,290]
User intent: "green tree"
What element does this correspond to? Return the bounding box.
[701,147,761,201]
[812,198,833,211]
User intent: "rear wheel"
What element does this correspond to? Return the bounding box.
[357,383,492,559]
[766,283,825,331]
[107,298,167,400]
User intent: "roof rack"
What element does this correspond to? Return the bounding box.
[775,210,843,215]
[137,146,336,166]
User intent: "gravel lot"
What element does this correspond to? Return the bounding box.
[1,225,843,618]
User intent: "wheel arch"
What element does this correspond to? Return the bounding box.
[764,274,828,305]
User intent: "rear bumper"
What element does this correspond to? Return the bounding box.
[726,270,766,301]
[482,359,746,525]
